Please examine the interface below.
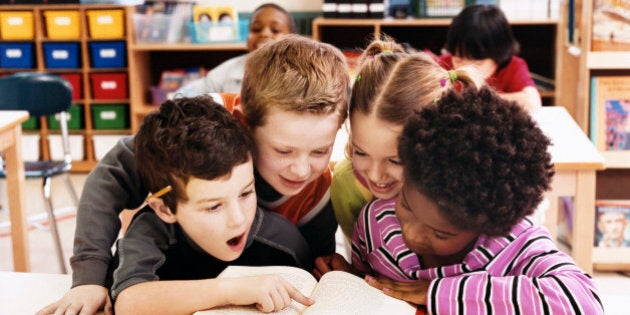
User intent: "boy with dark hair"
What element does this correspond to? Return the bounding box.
[111,96,313,314]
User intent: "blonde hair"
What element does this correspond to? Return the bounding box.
[345,38,408,158]
[241,34,350,128]
[375,53,485,125]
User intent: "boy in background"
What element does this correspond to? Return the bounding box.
[176,3,295,95]
[111,96,313,314]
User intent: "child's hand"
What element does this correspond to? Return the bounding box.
[225,275,314,313]
[36,284,112,315]
[312,253,351,279]
[365,275,430,306]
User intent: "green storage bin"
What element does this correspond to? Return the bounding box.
[91,104,128,129]
[48,104,83,130]
[21,116,39,130]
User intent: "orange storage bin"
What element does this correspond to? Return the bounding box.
[44,10,81,39]
[0,11,34,40]
[86,10,124,39]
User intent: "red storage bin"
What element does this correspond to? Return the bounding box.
[59,73,82,100]
[90,72,127,99]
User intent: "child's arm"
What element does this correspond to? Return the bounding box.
[37,136,147,315]
[369,227,604,314]
[71,136,147,286]
[36,285,112,315]
[115,275,314,315]
[498,86,542,113]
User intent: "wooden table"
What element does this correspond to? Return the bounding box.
[0,110,30,272]
[533,106,605,274]
[0,271,72,314]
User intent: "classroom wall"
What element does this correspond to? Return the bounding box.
[196,0,323,12]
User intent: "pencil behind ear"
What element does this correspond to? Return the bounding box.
[148,198,177,223]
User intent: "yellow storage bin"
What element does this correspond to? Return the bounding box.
[44,10,81,39]
[0,11,34,40]
[86,9,124,39]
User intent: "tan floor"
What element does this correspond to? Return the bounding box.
[1,174,630,314]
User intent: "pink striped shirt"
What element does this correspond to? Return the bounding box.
[352,198,604,315]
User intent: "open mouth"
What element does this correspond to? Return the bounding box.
[227,234,243,246]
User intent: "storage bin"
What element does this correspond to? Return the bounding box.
[44,10,80,39]
[21,134,40,162]
[89,41,126,68]
[188,19,248,43]
[48,134,84,161]
[133,13,171,43]
[0,42,33,68]
[43,42,80,69]
[414,0,473,17]
[90,73,128,99]
[91,104,129,129]
[86,9,124,39]
[59,73,82,100]
[92,134,125,160]
[0,11,33,40]
[47,104,83,130]
[21,116,38,130]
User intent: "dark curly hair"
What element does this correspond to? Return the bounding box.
[398,86,554,236]
[135,96,253,213]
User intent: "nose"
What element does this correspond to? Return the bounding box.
[366,161,386,183]
[289,157,311,179]
[227,204,247,228]
[259,26,273,38]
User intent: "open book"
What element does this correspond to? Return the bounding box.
[194,265,418,315]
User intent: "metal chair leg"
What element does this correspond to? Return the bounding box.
[63,174,79,206]
[42,176,67,274]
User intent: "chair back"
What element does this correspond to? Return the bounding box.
[0,72,74,163]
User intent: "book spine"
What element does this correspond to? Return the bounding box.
[590,76,598,145]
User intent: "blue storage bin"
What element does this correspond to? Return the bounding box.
[89,41,126,68]
[43,42,80,69]
[0,42,33,68]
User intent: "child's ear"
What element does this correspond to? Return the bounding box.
[148,198,177,223]
[232,105,249,129]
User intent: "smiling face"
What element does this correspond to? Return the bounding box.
[167,161,257,262]
[252,108,340,196]
[396,185,479,265]
[350,112,404,200]
[247,6,293,52]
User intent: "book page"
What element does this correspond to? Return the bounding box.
[303,271,416,315]
[194,266,318,315]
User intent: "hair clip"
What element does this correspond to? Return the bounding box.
[433,97,440,104]
[448,70,458,83]
[355,74,362,82]
[440,78,447,87]
[382,49,393,54]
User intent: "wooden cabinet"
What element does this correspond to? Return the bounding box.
[0,4,131,172]
[312,17,559,105]
[127,42,246,131]
[555,0,630,270]
[127,8,247,132]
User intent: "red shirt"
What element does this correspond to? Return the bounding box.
[438,53,536,93]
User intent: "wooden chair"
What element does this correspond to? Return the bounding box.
[0,72,78,273]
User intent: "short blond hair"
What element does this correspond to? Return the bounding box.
[241,34,350,128]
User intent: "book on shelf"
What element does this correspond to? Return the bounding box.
[592,0,630,51]
[589,75,630,151]
[194,265,419,315]
[595,200,630,248]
